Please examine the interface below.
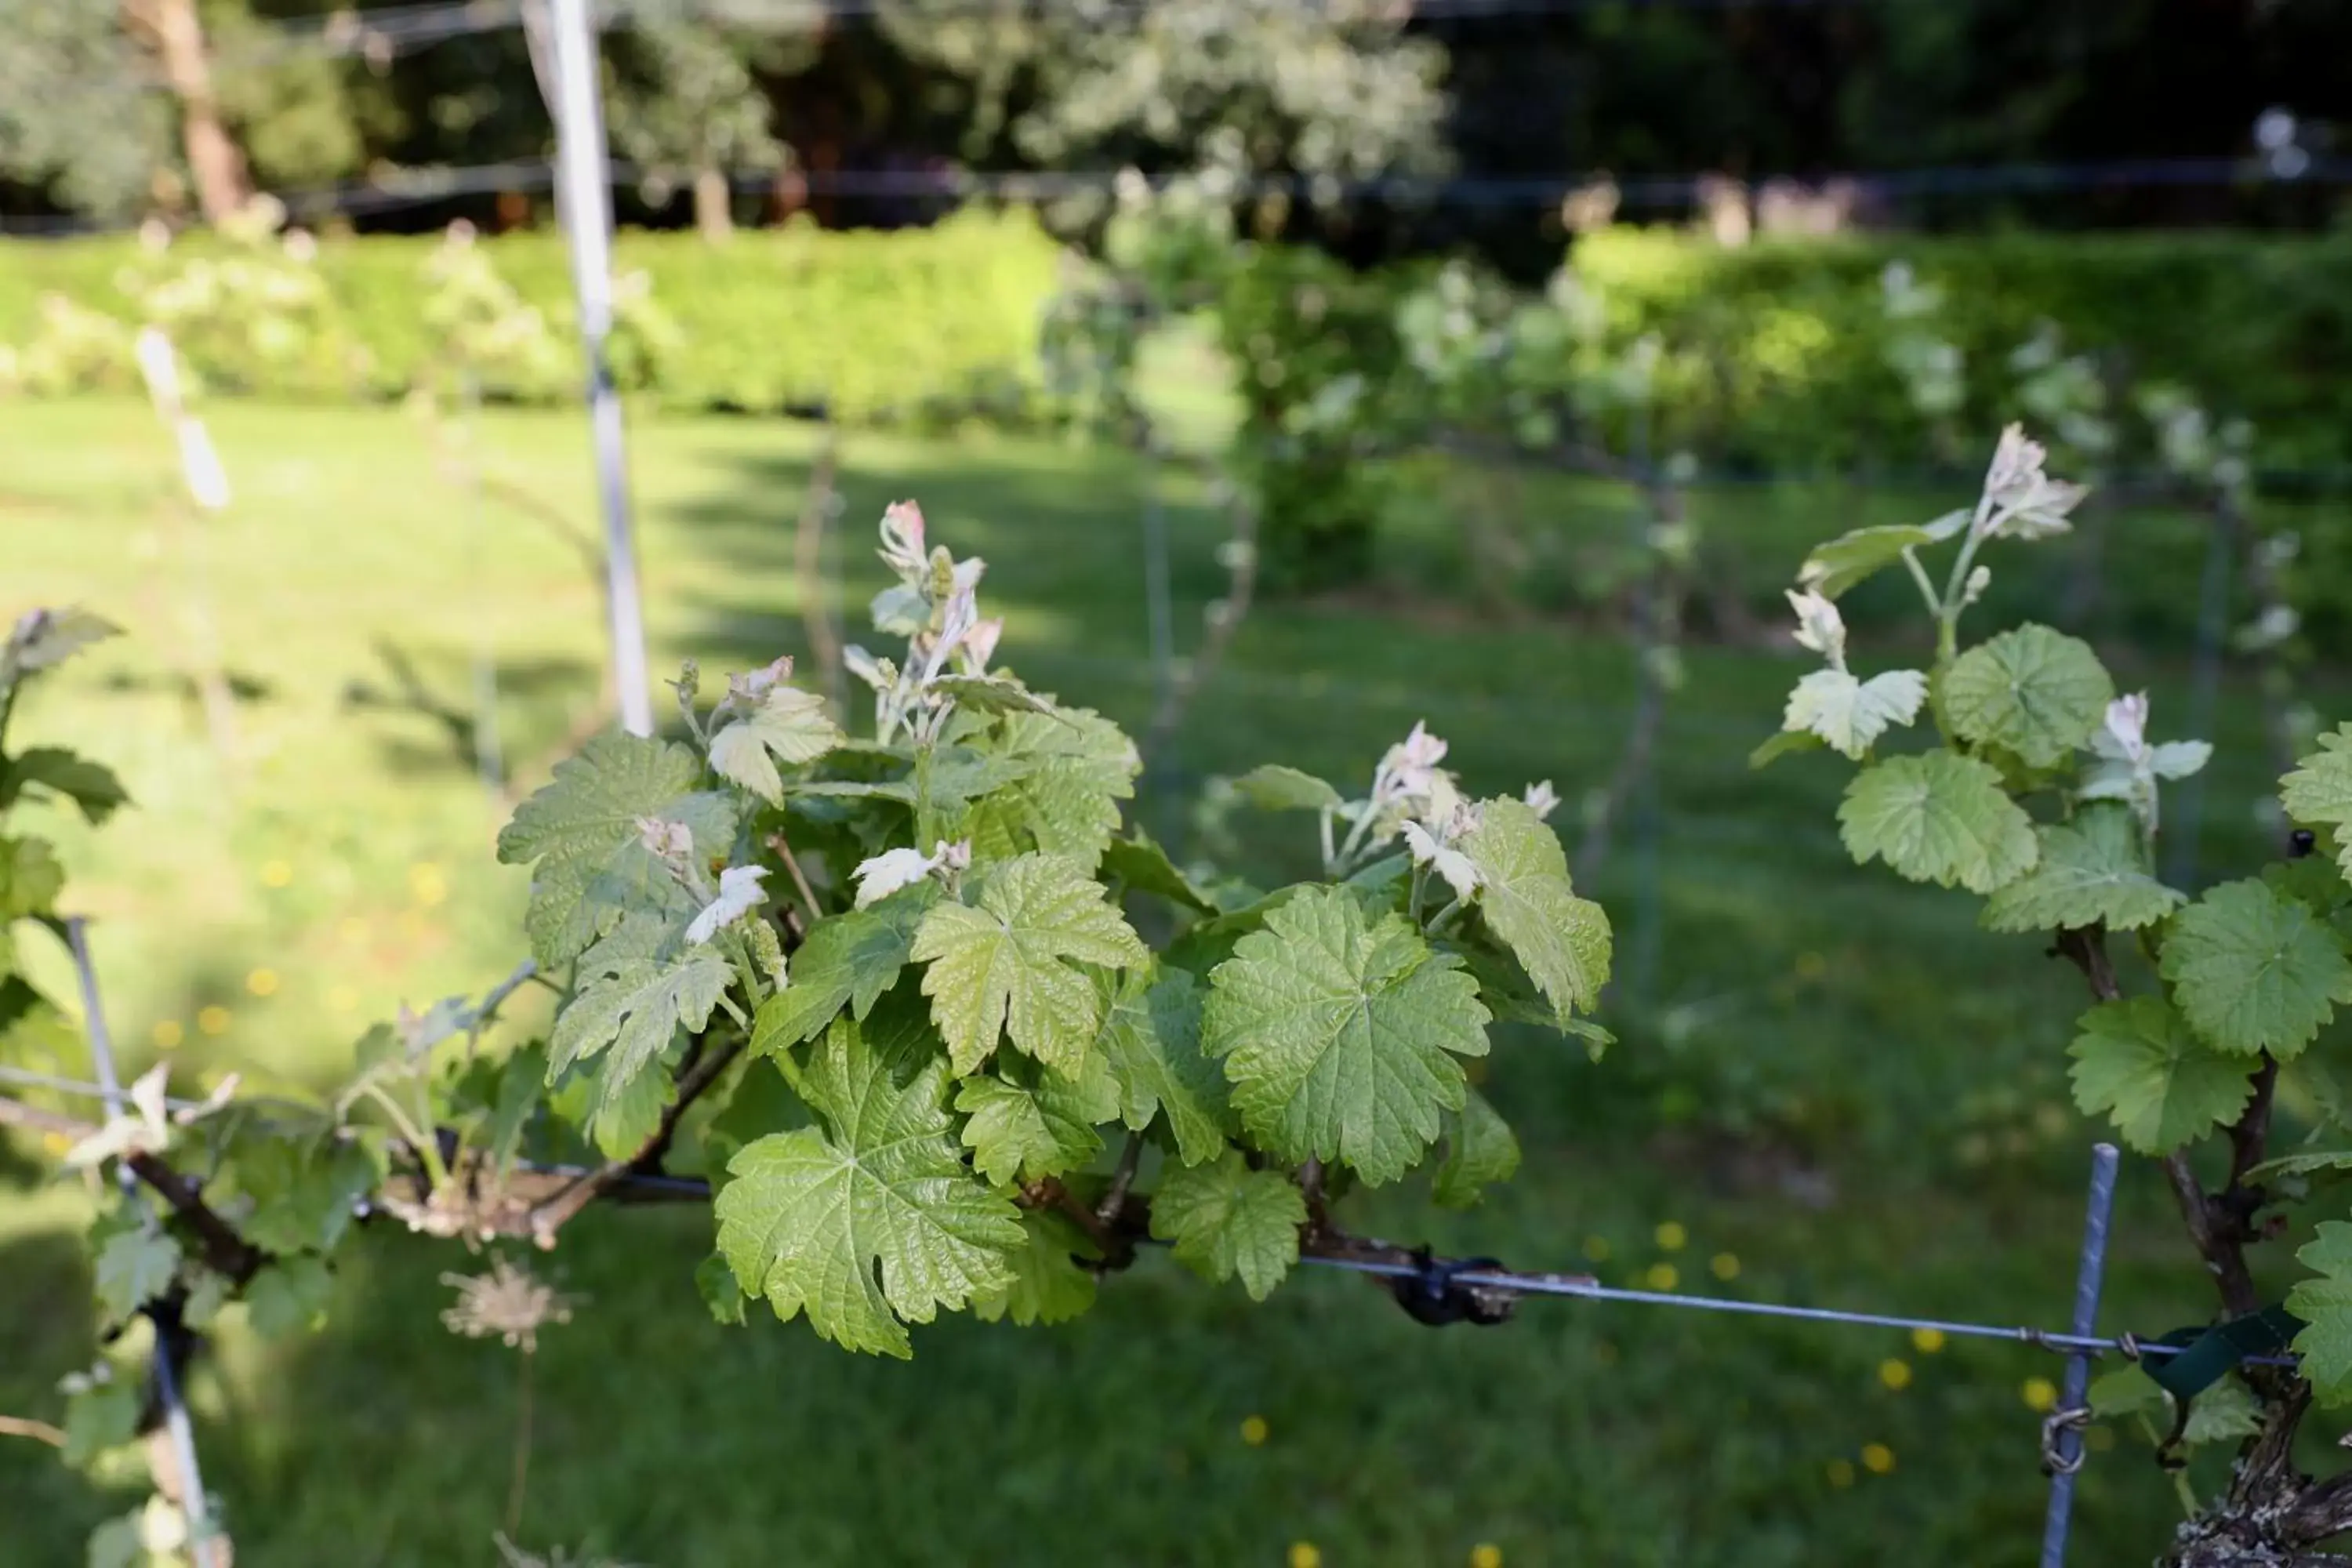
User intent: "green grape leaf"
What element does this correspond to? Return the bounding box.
[1232,764,1345,814]
[960,707,1138,872]
[1099,831,1218,914]
[1750,729,1827,770]
[1097,967,1231,1167]
[235,1137,380,1255]
[1203,884,1490,1184]
[496,731,737,965]
[61,1377,140,1467]
[1463,797,1611,1020]
[1,747,129,824]
[2068,996,2256,1155]
[1942,623,2115,768]
[94,1228,180,1323]
[2088,1365,2171,1420]
[710,684,844,803]
[971,1210,1101,1327]
[1798,516,1964,599]
[2087,1367,2261,1446]
[931,674,1052,716]
[910,853,1148,1075]
[750,886,936,1055]
[695,1251,748,1325]
[714,1015,1023,1357]
[1149,1149,1306,1300]
[1432,1087,1519,1209]
[550,946,732,1120]
[2289,1222,2352,1406]
[244,1255,333,1338]
[1839,751,2038,893]
[2246,1149,2352,1185]
[1782,668,1928,760]
[585,1052,675,1158]
[953,1054,1119,1186]
[2283,727,2352,884]
[1982,806,2185,934]
[0,835,64,919]
[2160,878,2352,1059]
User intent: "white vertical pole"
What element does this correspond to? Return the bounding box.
[546,0,654,736]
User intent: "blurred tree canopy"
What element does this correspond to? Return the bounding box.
[0,0,2343,248]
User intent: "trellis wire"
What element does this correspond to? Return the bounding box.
[67,918,220,1568]
[2041,1142,2120,1568]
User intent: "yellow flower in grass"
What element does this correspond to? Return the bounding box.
[2023,1377,2058,1413]
[245,967,279,998]
[260,859,293,889]
[196,1005,231,1036]
[409,862,448,907]
[1825,1459,1855,1489]
[1655,1221,1687,1252]
[1288,1544,1321,1568]
[1911,1327,1946,1354]
[327,985,359,1014]
[1240,1416,1269,1447]
[1860,1443,1895,1475]
[151,1021,183,1050]
[1644,1263,1679,1292]
[1469,1546,1503,1568]
[1878,1359,1912,1392]
[1710,1252,1740,1281]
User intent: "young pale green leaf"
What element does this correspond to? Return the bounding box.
[1096,967,1232,1167]
[586,1054,675,1159]
[1149,1149,1306,1301]
[2289,1222,2352,1406]
[1203,885,1490,1185]
[1942,623,2115,768]
[1838,751,2038,894]
[1432,1087,1519,1209]
[2160,878,2352,1059]
[1798,517,1964,599]
[1231,764,1345,814]
[496,731,736,965]
[2087,1367,2261,1446]
[959,707,1138,873]
[695,1250,748,1326]
[4,606,118,681]
[1749,728,1827,771]
[2,747,129,824]
[94,1228,181,1323]
[1981,805,2185,934]
[749,885,936,1055]
[953,1053,1119,1186]
[971,1210,1101,1327]
[2068,996,2256,1155]
[550,946,733,1113]
[714,1015,1023,1357]
[1098,831,1218,914]
[2246,1149,2352,1187]
[709,685,844,803]
[60,1377,140,1468]
[1462,797,1610,1022]
[245,1255,333,1338]
[0,835,64,920]
[2088,1365,2170,1421]
[1781,668,1928,760]
[930,674,1052,717]
[2283,726,2352,884]
[910,853,1147,1075]
[234,1137,379,1255]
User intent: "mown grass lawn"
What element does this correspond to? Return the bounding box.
[0,394,2334,1566]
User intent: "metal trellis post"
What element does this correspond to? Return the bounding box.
[2039,1142,2122,1568]
[545,0,654,737]
[68,917,220,1568]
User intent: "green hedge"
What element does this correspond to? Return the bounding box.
[0,208,1065,425]
[1569,228,2352,472]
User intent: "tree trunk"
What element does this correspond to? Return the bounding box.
[137,0,249,225]
[694,165,734,241]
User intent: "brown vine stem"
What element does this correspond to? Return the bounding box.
[524,1037,746,1243]
[0,1095,265,1284]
